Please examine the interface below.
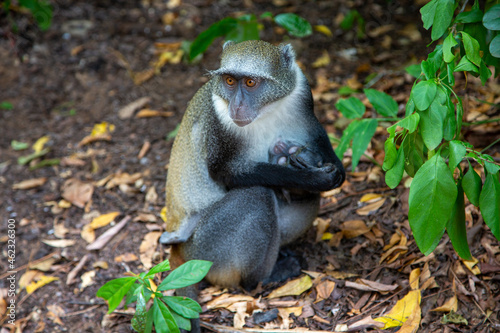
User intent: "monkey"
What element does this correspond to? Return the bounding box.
[161,40,345,292]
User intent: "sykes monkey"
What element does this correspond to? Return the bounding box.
[161,40,345,290]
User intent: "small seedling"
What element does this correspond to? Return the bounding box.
[97,259,212,333]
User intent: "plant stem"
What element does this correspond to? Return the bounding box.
[480,137,500,153]
[463,118,500,126]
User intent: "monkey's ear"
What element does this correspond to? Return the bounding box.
[223,41,235,50]
[279,43,296,68]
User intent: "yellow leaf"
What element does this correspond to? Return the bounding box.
[314,25,333,37]
[267,275,312,299]
[356,198,386,216]
[33,135,50,153]
[160,206,168,223]
[431,295,458,312]
[312,50,330,68]
[409,268,420,290]
[90,122,115,136]
[90,212,120,229]
[321,232,333,240]
[26,275,59,294]
[374,290,421,330]
[462,256,481,275]
[360,193,383,202]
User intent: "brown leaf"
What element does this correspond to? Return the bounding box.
[61,178,94,208]
[356,198,386,216]
[12,177,47,190]
[340,220,371,238]
[78,133,112,147]
[315,280,335,301]
[136,109,174,118]
[139,231,161,269]
[346,279,398,294]
[206,294,254,310]
[267,275,313,299]
[115,253,138,262]
[118,97,151,119]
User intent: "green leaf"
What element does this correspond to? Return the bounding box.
[485,161,500,174]
[335,97,366,119]
[385,147,405,189]
[398,113,420,133]
[462,162,481,206]
[412,80,438,111]
[336,120,360,159]
[479,60,493,85]
[402,132,425,177]
[420,0,438,30]
[170,310,192,331]
[131,287,149,333]
[454,55,479,73]
[158,260,212,291]
[448,140,466,173]
[405,64,422,78]
[489,35,500,58]
[0,101,13,110]
[419,88,447,150]
[443,33,458,63]
[443,96,456,141]
[479,171,500,241]
[96,277,138,313]
[164,296,202,319]
[340,10,358,30]
[446,61,456,86]
[483,4,500,30]
[226,15,259,43]
[409,154,458,255]
[144,259,171,279]
[153,298,180,333]
[11,140,29,150]
[364,88,398,117]
[455,8,483,23]
[189,18,238,60]
[20,0,53,30]
[431,0,454,41]
[274,13,312,37]
[405,98,416,118]
[455,98,463,138]
[421,45,444,79]
[446,181,472,260]
[17,148,50,165]
[351,119,377,170]
[383,138,397,171]
[461,31,481,67]
[260,12,273,19]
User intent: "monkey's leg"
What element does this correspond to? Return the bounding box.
[179,186,280,290]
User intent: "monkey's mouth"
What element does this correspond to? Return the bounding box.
[233,118,252,127]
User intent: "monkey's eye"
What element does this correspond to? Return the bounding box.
[245,78,256,87]
[225,76,235,86]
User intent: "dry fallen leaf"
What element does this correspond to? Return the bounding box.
[19,270,43,289]
[432,295,458,312]
[29,257,56,272]
[356,198,386,216]
[41,239,76,248]
[81,224,96,243]
[90,212,120,229]
[374,290,421,331]
[346,279,398,294]
[115,253,139,262]
[315,280,335,301]
[267,275,313,299]
[118,97,151,119]
[86,216,131,250]
[136,109,174,118]
[26,275,59,294]
[206,294,255,310]
[61,178,94,208]
[340,220,371,238]
[139,231,161,269]
[93,261,109,269]
[47,304,65,325]
[12,177,47,190]
[80,270,96,290]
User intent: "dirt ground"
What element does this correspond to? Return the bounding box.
[1,0,500,332]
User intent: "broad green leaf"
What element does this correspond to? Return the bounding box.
[483,5,500,30]
[448,140,466,173]
[274,13,312,37]
[335,97,366,119]
[454,56,479,73]
[338,86,358,96]
[421,45,443,79]
[462,162,481,206]
[340,9,358,30]
[479,60,493,85]
[443,33,458,63]
[405,98,415,118]
[397,112,420,133]
[461,32,481,66]
[154,298,180,333]
[170,310,192,331]
[164,296,202,319]
[489,35,500,58]
[226,15,259,42]
[431,0,454,41]
[97,277,138,313]
[409,154,458,255]
[455,8,483,23]
[0,101,13,110]
[412,80,438,111]
[189,18,238,60]
[144,259,171,279]
[446,62,456,86]
[446,181,472,260]
[364,88,398,117]
[383,138,397,171]
[485,161,500,174]
[419,88,447,150]
[402,132,425,177]
[385,147,405,189]
[479,172,500,240]
[420,0,438,30]
[11,140,29,150]
[158,260,212,291]
[336,120,360,159]
[405,64,422,78]
[455,98,463,138]
[351,119,377,170]
[443,99,456,141]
